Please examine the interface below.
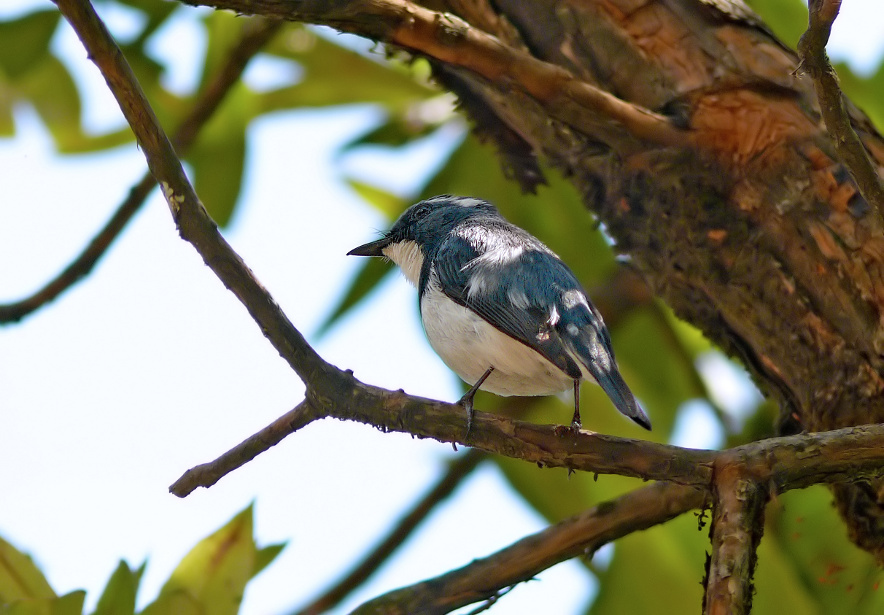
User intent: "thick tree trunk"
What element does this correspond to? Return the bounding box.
[186,0,884,558]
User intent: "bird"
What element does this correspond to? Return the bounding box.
[348,195,651,432]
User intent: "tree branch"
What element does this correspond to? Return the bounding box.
[170,365,884,494]
[176,0,688,151]
[797,0,884,222]
[702,465,768,615]
[0,17,282,325]
[351,481,704,614]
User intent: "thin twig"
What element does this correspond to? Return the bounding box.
[169,401,319,496]
[0,17,282,324]
[351,482,704,614]
[293,450,487,615]
[797,0,884,223]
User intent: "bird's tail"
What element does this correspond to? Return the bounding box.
[592,363,652,430]
[565,328,652,430]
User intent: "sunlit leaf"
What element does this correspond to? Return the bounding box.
[92,561,144,615]
[751,516,825,615]
[0,535,56,602]
[138,590,200,615]
[143,505,257,615]
[0,591,86,615]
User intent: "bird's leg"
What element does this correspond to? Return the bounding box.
[570,379,582,430]
[459,366,494,437]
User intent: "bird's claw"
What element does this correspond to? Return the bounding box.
[457,394,475,439]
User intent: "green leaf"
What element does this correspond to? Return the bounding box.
[345,179,407,218]
[759,487,884,614]
[745,0,808,50]
[0,591,86,615]
[341,115,441,152]
[141,506,257,615]
[0,91,13,136]
[751,526,823,615]
[589,512,707,614]
[138,591,199,615]
[91,562,145,615]
[17,56,82,152]
[252,543,286,578]
[199,11,250,94]
[0,535,56,602]
[115,0,179,43]
[316,258,395,337]
[609,307,704,437]
[0,10,59,80]
[259,26,435,112]
[186,86,252,226]
[835,61,884,133]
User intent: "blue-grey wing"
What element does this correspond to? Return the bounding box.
[429,233,585,379]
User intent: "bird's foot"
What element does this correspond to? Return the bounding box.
[457,394,476,439]
[554,421,583,437]
[457,366,494,440]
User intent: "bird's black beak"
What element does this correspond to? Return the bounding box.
[347,236,392,257]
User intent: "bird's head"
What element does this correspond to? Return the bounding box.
[348,195,498,286]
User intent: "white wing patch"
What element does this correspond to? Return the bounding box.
[562,289,589,310]
[382,240,423,287]
[507,287,530,309]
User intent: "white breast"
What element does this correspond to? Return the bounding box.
[419,279,573,396]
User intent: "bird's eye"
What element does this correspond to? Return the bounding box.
[413,204,431,218]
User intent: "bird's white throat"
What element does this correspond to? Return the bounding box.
[382,240,424,287]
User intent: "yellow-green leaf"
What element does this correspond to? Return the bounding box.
[146,506,256,615]
[0,535,56,602]
[92,561,144,615]
[0,10,59,80]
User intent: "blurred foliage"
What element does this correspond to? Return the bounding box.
[0,505,284,614]
[2,0,884,613]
